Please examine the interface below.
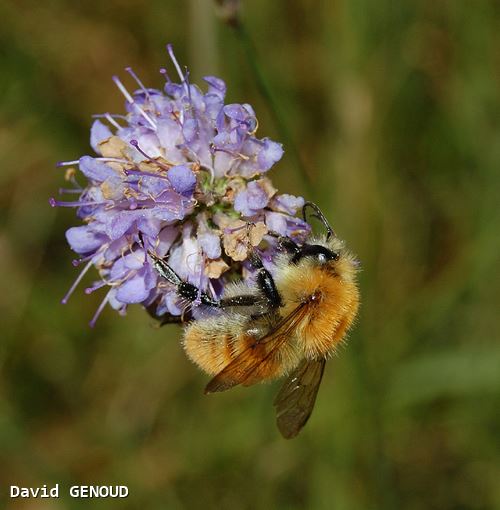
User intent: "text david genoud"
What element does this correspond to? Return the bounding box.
[10,485,129,498]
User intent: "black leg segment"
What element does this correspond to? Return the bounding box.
[149,247,282,313]
[266,230,300,256]
[247,247,282,308]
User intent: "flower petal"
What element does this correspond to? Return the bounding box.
[270,194,305,215]
[257,138,284,171]
[265,211,310,241]
[79,156,117,182]
[116,273,151,303]
[90,120,113,153]
[234,180,270,217]
[66,225,106,254]
[167,165,196,196]
[199,232,221,259]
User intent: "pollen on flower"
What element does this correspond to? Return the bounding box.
[52,45,310,325]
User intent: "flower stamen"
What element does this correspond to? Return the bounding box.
[85,281,107,294]
[129,139,170,171]
[125,66,150,99]
[59,188,82,195]
[89,289,112,328]
[112,76,157,129]
[167,43,187,88]
[61,258,94,304]
[49,198,111,208]
[57,160,80,167]
[104,112,122,129]
[159,67,171,83]
[92,113,125,129]
[124,168,169,180]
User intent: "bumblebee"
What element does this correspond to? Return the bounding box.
[148,203,360,438]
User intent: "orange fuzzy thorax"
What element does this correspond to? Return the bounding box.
[275,255,359,359]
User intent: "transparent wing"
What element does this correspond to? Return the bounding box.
[204,302,310,394]
[273,358,326,439]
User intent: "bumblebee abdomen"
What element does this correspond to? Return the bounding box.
[182,315,257,375]
[183,313,301,380]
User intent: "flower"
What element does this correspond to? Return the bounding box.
[51,45,310,325]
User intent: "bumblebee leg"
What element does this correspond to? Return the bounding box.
[149,253,219,307]
[150,252,265,311]
[266,231,300,255]
[150,248,281,311]
[247,249,283,309]
[157,313,187,326]
[161,314,190,325]
[152,252,263,310]
[219,294,263,308]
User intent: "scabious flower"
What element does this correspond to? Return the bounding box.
[51,45,310,326]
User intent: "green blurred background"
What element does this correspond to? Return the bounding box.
[1,0,499,508]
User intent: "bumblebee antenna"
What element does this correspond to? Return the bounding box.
[302,202,335,240]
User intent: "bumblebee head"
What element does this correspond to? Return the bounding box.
[289,236,358,282]
[289,202,358,278]
[290,237,342,266]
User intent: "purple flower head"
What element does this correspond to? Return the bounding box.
[51,45,311,325]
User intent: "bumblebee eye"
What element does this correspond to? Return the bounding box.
[316,251,339,264]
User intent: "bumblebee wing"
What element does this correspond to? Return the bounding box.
[204,302,310,394]
[273,358,326,439]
